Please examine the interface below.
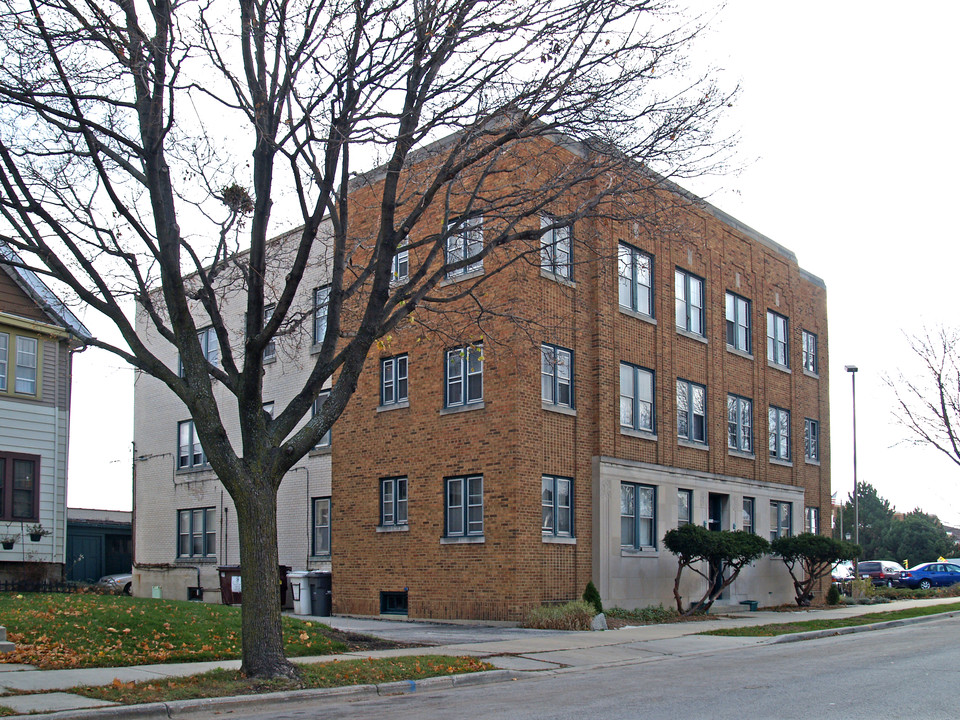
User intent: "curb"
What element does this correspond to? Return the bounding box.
[767,608,960,645]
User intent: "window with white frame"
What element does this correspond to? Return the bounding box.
[620,362,654,433]
[0,452,40,521]
[14,336,37,394]
[392,247,409,283]
[312,497,330,555]
[380,477,408,527]
[804,418,820,461]
[621,482,656,549]
[262,402,274,419]
[312,391,332,448]
[445,475,483,537]
[540,217,572,279]
[380,355,408,406]
[678,489,692,527]
[802,330,818,373]
[766,311,789,367]
[541,344,573,408]
[177,420,206,470]
[742,497,755,534]
[725,292,751,353]
[768,406,791,461]
[313,286,330,345]
[177,507,216,558]
[618,243,654,317]
[805,506,820,534]
[263,304,276,361]
[445,217,483,278]
[677,379,706,444]
[675,269,705,336]
[179,326,219,378]
[770,500,792,541]
[542,475,573,537]
[727,394,753,453]
[0,332,7,391]
[445,344,483,407]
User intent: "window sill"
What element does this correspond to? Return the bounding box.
[377,524,410,533]
[677,328,708,344]
[263,355,277,365]
[542,402,576,417]
[678,439,709,451]
[803,369,820,379]
[620,427,657,441]
[727,449,756,460]
[378,400,410,413]
[542,535,576,545]
[769,457,793,468]
[440,535,485,545]
[618,307,657,326]
[175,557,217,564]
[309,446,332,456]
[540,268,576,287]
[440,269,484,286]
[767,361,791,374]
[310,554,332,561]
[726,345,754,361]
[175,466,213,476]
[805,458,821,466]
[440,401,485,416]
[620,547,658,558]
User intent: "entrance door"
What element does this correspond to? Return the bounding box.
[708,494,729,598]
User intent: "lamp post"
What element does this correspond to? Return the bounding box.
[845,365,859,552]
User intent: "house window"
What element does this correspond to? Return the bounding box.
[263,304,276,361]
[727,394,753,453]
[177,507,216,558]
[804,418,820,461]
[312,391,332,448]
[541,344,573,408]
[618,243,653,316]
[542,475,573,537]
[675,269,705,335]
[0,453,40,522]
[677,379,706,444]
[445,344,483,407]
[262,402,274,419]
[445,217,483,278]
[678,489,692,527]
[802,330,818,373]
[179,327,219,377]
[540,217,572,279]
[177,420,206,469]
[0,332,7,391]
[620,362,654,433]
[15,336,37,395]
[313,286,330,345]
[313,497,331,555]
[805,506,820,535]
[445,475,483,537]
[380,477,408,527]
[770,500,792,541]
[621,482,656,549]
[742,497,755,534]
[392,247,409,283]
[766,311,789,367]
[768,406,791,461]
[380,355,409,406]
[725,292,751,353]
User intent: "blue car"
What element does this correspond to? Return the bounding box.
[896,562,960,590]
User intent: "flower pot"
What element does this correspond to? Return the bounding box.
[1,541,13,550]
[29,533,42,542]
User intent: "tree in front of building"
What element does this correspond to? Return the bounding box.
[771,533,859,606]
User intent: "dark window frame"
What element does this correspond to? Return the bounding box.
[725,291,751,353]
[677,378,707,444]
[742,497,755,534]
[618,242,654,317]
[727,393,754,453]
[444,216,483,278]
[444,474,483,538]
[802,330,818,373]
[177,419,207,470]
[766,310,789,368]
[444,344,483,408]
[770,500,792,541]
[620,482,656,549]
[380,354,409,406]
[0,452,41,522]
[311,392,332,448]
[312,496,331,556]
[380,476,408,527]
[176,507,216,558]
[675,268,705,336]
[619,362,655,433]
[541,474,574,537]
[804,417,820,461]
[541,343,574,408]
[313,285,331,345]
[768,406,791,460]
[678,488,693,527]
[540,216,573,279]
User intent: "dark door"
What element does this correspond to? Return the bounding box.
[66,534,103,582]
[708,493,728,598]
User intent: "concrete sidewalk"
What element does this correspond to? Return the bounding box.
[1,597,958,717]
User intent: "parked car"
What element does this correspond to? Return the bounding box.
[832,561,854,583]
[855,561,905,587]
[97,572,132,595]
[897,562,960,590]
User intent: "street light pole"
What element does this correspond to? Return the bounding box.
[845,365,859,552]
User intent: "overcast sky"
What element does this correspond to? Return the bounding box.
[66,1,960,526]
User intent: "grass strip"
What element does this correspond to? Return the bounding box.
[0,706,14,717]
[72,655,493,705]
[703,601,960,637]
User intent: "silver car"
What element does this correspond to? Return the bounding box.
[97,572,132,595]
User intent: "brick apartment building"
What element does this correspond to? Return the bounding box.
[132,135,829,617]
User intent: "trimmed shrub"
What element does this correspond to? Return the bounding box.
[582,581,603,614]
[825,584,841,605]
[521,600,595,631]
[606,604,680,624]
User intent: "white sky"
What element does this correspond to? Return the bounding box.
[66,1,960,526]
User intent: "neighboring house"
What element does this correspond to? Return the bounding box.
[133,134,830,617]
[0,242,91,582]
[65,508,132,583]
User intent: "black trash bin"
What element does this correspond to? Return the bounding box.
[308,572,332,617]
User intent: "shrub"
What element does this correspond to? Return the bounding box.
[521,601,595,631]
[606,604,680,624]
[582,581,603,614]
[825,584,841,605]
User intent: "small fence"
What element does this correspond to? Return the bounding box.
[0,580,86,594]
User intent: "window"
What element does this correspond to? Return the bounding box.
[802,330,818,374]
[380,355,409,406]
[177,420,206,469]
[177,507,216,558]
[678,489,692,527]
[770,500,792,541]
[540,217,572,279]
[804,418,820,462]
[805,506,820,534]
[15,336,37,394]
[768,406,791,461]
[392,247,409,283]
[620,363,654,433]
[313,497,331,555]
[312,391,332,448]
[727,394,753,453]
[621,482,656,549]
[445,344,483,407]
[263,304,276,361]
[445,475,483,537]
[725,292,751,353]
[0,332,6,391]
[766,311,789,367]
[313,286,330,345]
[541,344,573,408]
[0,453,39,521]
[542,475,573,537]
[179,327,219,377]
[677,379,706,444]
[742,497,755,534]
[262,402,274,419]
[380,477,408,527]
[675,269,705,335]
[445,217,483,278]
[618,243,653,316]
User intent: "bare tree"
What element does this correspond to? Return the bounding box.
[0,0,732,678]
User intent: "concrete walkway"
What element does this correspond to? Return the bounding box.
[1,597,958,717]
